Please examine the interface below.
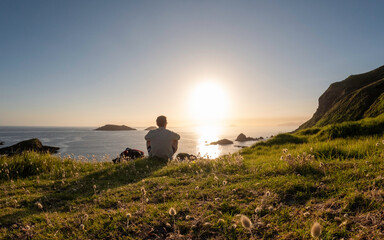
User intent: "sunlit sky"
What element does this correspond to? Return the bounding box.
[1,0,384,127]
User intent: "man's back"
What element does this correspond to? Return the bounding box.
[145,127,180,159]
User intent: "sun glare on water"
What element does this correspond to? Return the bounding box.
[196,125,221,159]
[189,81,230,158]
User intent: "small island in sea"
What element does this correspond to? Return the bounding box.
[94,124,136,131]
[145,126,157,130]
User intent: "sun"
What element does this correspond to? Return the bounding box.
[189,81,229,124]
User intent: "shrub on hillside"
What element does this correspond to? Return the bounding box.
[296,127,321,136]
[0,152,74,180]
[257,133,306,147]
[317,116,384,139]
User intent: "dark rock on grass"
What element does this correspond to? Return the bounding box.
[0,138,59,156]
[235,133,258,142]
[95,124,136,131]
[210,139,233,145]
[176,153,197,160]
[0,140,4,145]
[145,126,157,131]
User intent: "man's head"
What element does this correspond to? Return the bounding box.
[156,115,167,128]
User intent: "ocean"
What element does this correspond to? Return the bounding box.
[0,125,296,161]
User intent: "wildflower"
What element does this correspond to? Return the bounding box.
[339,220,348,227]
[80,224,85,230]
[126,213,132,218]
[141,187,146,196]
[303,211,310,217]
[310,147,313,152]
[169,207,177,216]
[240,215,252,229]
[311,222,322,238]
[255,206,262,213]
[195,186,199,190]
[265,191,271,197]
[223,180,227,186]
[22,225,31,231]
[185,215,191,220]
[375,142,380,147]
[35,202,43,210]
[282,148,288,154]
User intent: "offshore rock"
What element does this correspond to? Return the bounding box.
[95,124,136,131]
[0,138,59,156]
[235,133,257,142]
[210,139,233,145]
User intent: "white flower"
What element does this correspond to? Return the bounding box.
[240,215,252,229]
[168,207,177,216]
[311,222,322,238]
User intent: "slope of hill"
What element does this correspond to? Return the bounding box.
[298,65,384,130]
[1,129,384,239]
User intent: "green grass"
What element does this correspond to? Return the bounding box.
[1,124,384,239]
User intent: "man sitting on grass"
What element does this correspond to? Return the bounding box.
[145,115,180,160]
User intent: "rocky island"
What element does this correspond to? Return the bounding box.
[210,139,233,145]
[0,138,59,156]
[95,124,136,131]
[235,133,257,142]
[145,126,157,131]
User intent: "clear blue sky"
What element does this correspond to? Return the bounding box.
[1,0,384,127]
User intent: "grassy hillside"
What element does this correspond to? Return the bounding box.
[298,65,384,130]
[1,122,384,239]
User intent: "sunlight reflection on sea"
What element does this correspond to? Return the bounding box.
[0,125,296,161]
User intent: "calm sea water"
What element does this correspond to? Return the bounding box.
[0,125,296,161]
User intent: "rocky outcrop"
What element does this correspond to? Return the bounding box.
[298,65,384,130]
[210,139,233,145]
[0,138,59,156]
[145,126,157,131]
[95,124,136,131]
[235,133,257,142]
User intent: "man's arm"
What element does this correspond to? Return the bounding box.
[172,140,178,153]
[146,140,151,155]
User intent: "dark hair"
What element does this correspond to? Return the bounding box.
[156,115,167,127]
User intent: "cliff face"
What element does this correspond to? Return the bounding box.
[298,65,384,130]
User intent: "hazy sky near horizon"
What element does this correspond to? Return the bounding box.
[1,0,384,127]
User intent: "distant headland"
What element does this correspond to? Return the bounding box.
[95,124,136,131]
[145,126,157,131]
